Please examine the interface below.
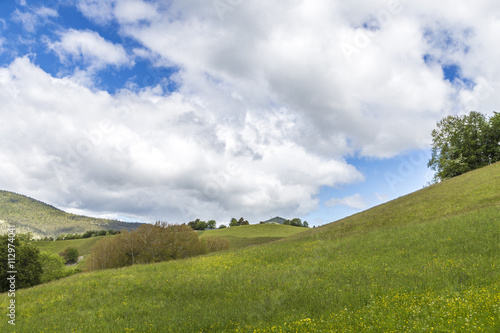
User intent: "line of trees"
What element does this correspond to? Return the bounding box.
[86,222,230,271]
[37,229,121,241]
[229,217,250,227]
[187,219,217,230]
[428,111,500,182]
[283,218,309,228]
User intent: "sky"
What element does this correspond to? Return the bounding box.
[0,0,498,226]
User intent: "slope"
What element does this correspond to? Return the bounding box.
[33,236,111,259]
[1,162,499,332]
[0,190,142,238]
[198,223,307,248]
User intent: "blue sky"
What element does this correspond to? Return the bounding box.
[0,0,498,226]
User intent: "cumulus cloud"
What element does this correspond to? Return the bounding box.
[77,0,115,24]
[114,0,159,24]
[108,0,500,159]
[108,1,434,158]
[0,57,363,222]
[47,29,131,70]
[3,0,500,223]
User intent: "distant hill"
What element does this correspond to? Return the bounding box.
[260,216,288,224]
[0,190,143,238]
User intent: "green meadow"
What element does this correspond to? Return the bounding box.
[198,223,307,249]
[1,162,499,332]
[33,236,110,258]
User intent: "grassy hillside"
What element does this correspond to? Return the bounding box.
[33,236,111,259]
[1,163,499,332]
[0,190,143,238]
[198,223,307,248]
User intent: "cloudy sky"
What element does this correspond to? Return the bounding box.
[0,0,498,226]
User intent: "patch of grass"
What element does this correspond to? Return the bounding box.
[1,163,499,332]
[33,236,111,258]
[198,224,307,248]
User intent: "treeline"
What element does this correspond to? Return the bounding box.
[429,111,500,182]
[186,216,310,230]
[229,217,250,227]
[187,219,217,230]
[86,223,230,271]
[186,217,249,230]
[38,229,121,241]
[282,218,309,228]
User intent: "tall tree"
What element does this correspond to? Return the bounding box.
[207,220,217,229]
[485,112,500,164]
[428,111,499,182]
[0,236,42,291]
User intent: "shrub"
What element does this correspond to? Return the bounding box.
[59,247,79,264]
[202,237,230,253]
[39,251,67,283]
[0,236,42,291]
[86,223,207,271]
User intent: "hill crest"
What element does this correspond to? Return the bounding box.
[0,190,142,238]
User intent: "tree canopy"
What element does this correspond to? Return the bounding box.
[428,111,500,182]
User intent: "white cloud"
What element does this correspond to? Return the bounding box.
[325,194,367,209]
[0,57,363,223]
[48,29,132,70]
[4,0,500,223]
[114,0,158,24]
[77,0,115,24]
[109,0,500,160]
[12,6,58,32]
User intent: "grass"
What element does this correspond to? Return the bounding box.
[33,236,110,258]
[0,190,142,238]
[1,162,499,332]
[198,224,307,249]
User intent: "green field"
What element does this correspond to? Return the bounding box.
[1,162,499,332]
[198,223,307,249]
[33,236,110,259]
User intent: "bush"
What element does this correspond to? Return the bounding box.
[39,251,67,283]
[0,236,42,292]
[188,219,210,230]
[17,242,43,289]
[59,247,79,264]
[202,237,230,253]
[86,223,207,271]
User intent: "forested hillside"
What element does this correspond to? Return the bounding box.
[0,190,142,238]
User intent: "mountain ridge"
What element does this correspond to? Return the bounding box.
[0,190,143,238]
